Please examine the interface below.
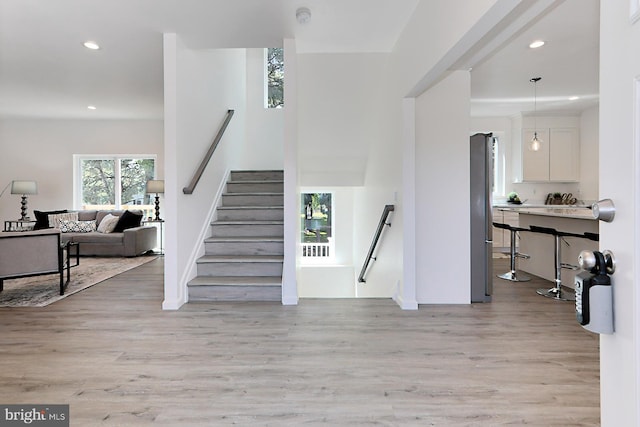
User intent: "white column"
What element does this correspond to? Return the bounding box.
[282,38,299,305]
[162,33,183,310]
[398,97,418,309]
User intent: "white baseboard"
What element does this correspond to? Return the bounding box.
[162,296,186,310]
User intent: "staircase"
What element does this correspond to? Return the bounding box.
[187,170,284,302]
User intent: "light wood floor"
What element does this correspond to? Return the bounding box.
[0,257,599,426]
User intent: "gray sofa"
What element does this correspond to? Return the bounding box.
[60,210,157,257]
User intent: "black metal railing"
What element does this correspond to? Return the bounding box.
[183,109,235,194]
[358,204,395,283]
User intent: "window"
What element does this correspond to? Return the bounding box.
[300,192,333,259]
[492,135,506,197]
[265,47,284,108]
[74,155,156,215]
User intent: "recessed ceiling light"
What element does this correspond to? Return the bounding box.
[83,41,100,50]
[529,40,545,49]
[87,105,97,110]
[569,96,580,101]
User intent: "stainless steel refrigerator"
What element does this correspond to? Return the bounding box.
[470,133,493,302]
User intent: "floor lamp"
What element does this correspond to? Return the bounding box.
[146,180,164,221]
[11,180,38,220]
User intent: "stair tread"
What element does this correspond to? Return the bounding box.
[228,180,283,184]
[197,255,284,263]
[188,276,282,286]
[205,236,284,242]
[218,206,283,210]
[223,192,283,195]
[231,169,283,173]
[211,220,283,225]
[222,191,284,196]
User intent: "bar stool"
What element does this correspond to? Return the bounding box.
[492,222,530,282]
[529,226,583,301]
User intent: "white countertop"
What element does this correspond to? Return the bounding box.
[496,205,596,220]
[493,202,591,209]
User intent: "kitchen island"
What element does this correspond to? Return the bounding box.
[495,206,598,290]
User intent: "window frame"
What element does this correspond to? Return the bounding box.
[73,154,157,211]
[299,191,335,264]
[491,135,506,198]
[264,47,284,109]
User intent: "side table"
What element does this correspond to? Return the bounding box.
[143,219,164,255]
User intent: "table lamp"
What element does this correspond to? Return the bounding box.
[11,180,38,220]
[146,180,164,221]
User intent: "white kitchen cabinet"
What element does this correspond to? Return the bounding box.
[549,128,580,181]
[521,127,579,182]
[522,128,550,181]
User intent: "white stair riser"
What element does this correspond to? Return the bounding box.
[227,182,283,193]
[231,171,284,182]
[217,208,283,221]
[205,241,284,256]
[188,285,281,302]
[210,224,283,237]
[197,261,283,277]
[222,194,283,207]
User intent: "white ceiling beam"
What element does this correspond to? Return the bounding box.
[406,0,564,98]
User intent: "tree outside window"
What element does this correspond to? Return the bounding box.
[76,156,156,215]
[266,47,284,108]
[301,193,332,243]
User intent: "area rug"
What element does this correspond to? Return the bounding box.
[0,256,157,307]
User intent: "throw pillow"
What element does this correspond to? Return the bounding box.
[48,212,78,229]
[113,210,143,232]
[33,209,67,230]
[59,219,97,233]
[97,214,120,233]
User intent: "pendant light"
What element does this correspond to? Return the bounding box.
[529,77,542,152]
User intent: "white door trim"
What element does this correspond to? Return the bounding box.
[633,75,640,423]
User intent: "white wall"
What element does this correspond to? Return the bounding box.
[292,2,502,305]
[414,70,471,304]
[244,48,284,170]
[0,119,163,223]
[298,186,356,298]
[365,0,501,307]
[282,38,299,305]
[297,53,391,187]
[599,2,640,425]
[294,52,401,298]
[163,34,247,309]
[352,186,401,298]
[296,185,401,299]
[393,0,497,96]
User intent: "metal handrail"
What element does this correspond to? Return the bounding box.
[183,109,235,194]
[358,204,395,283]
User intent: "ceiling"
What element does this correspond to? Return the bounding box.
[470,0,600,117]
[0,0,419,120]
[0,0,599,120]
